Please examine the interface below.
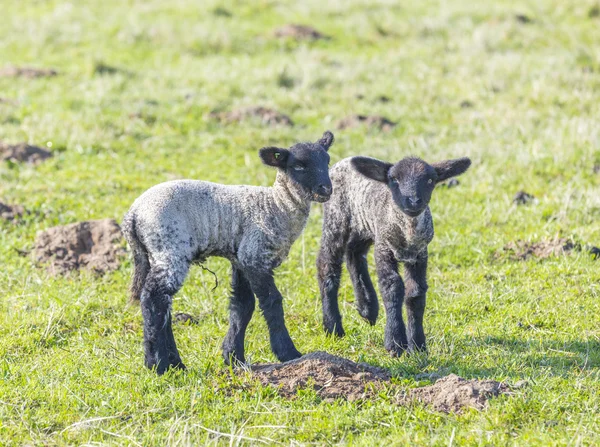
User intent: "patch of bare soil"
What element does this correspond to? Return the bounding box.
[515,14,534,24]
[249,352,510,412]
[251,351,389,401]
[33,219,126,275]
[210,106,293,126]
[404,374,509,413]
[0,97,18,105]
[174,312,199,325]
[501,238,577,261]
[274,24,329,40]
[0,142,52,164]
[0,202,25,221]
[337,115,397,132]
[0,66,57,78]
[513,190,536,205]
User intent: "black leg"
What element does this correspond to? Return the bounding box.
[317,228,347,337]
[165,313,185,369]
[244,268,301,362]
[140,261,188,374]
[404,256,428,353]
[346,239,378,325]
[222,265,256,365]
[374,246,408,356]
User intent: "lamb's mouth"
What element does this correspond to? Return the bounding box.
[402,208,425,217]
[312,193,331,203]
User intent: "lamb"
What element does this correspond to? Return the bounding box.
[317,155,471,356]
[122,131,334,374]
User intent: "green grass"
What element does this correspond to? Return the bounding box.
[1,0,600,444]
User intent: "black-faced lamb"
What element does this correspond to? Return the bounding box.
[122,131,335,374]
[317,155,471,356]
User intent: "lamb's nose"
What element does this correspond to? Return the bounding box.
[317,185,332,196]
[408,197,422,206]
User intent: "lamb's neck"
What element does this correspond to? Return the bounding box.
[270,171,312,218]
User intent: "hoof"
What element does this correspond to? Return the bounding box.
[148,359,186,375]
[356,304,378,326]
[277,348,302,363]
[323,320,345,338]
[222,350,246,366]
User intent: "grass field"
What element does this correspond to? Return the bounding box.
[1,0,600,445]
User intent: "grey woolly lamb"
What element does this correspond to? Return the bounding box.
[122,131,335,374]
[317,155,471,356]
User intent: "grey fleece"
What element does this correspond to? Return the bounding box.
[324,157,434,261]
[123,171,311,273]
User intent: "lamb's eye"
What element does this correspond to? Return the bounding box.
[293,164,305,171]
[427,178,433,185]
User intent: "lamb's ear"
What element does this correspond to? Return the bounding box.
[316,130,334,151]
[259,147,290,168]
[432,157,472,183]
[351,156,392,183]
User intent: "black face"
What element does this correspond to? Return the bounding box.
[259,131,334,203]
[388,158,437,217]
[351,155,472,218]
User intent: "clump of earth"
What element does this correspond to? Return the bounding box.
[501,238,577,260]
[274,24,329,41]
[0,66,58,78]
[402,373,509,413]
[513,190,536,205]
[0,142,52,164]
[337,115,397,132]
[0,202,25,221]
[248,351,510,412]
[33,219,126,275]
[210,106,293,126]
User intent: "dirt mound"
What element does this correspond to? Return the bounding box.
[501,238,577,260]
[406,374,509,413]
[337,115,396,132]
[174,312,199,325]
[248,353,510,411]
[274,24,329,40]
[33,219,126,275]
[251,351,390,401]
[0,66,57,78]
[513,190,536,205]
[0,202,25,221]
[0,97,18,105]
[210,106,293,126]
[1,142,52,164]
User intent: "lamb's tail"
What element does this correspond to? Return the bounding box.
[122,211,150,303]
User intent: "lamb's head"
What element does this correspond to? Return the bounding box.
[351,155,471,217]
[259,131,334,203]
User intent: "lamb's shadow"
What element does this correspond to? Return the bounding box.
[434,336,600,379]
[357,336,600,380]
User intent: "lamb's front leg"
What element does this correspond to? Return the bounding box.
[404,256,428,353]
[374,246,408,356]
[245,268,302,362]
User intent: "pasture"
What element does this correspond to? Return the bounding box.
[1,0,599,445]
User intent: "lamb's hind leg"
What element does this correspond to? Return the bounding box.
[140,259,189,374]
[346,239,379,325]
[222,265,256,365]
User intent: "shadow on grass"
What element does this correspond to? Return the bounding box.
[357,336,600,380]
